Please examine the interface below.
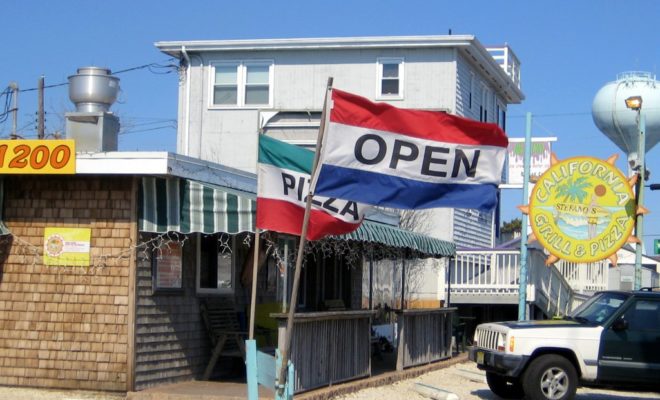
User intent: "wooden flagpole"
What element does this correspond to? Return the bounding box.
[277,77,334,392]
[248,228,261,340]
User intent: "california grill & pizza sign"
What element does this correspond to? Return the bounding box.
[525,155,638,264]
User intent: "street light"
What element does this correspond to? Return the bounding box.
[625,95,646,290]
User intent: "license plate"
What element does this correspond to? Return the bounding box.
[476,351,484,365]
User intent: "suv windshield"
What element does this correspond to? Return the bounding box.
[570,292,629,324]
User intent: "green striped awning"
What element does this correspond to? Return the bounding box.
[0,179,9,235]
[139,177,256,234]
[337,220,455,258]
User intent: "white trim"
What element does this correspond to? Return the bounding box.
[376,57,404,100]
[208,59,274,109]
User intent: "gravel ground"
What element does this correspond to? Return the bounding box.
[1,362,657,400]
[336,361,660,400]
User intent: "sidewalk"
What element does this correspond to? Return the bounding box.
[0,354,469,400]
[0,386,124,400]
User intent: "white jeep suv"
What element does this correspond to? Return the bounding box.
[468,289,660,400]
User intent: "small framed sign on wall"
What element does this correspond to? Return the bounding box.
[153,242,183,291]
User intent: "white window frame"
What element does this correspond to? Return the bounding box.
[195,233,236,295]
[209,60,274,109]
[376,57,404,100]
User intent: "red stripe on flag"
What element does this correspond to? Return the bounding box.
[330,89,508,147]
[256,198,361,241]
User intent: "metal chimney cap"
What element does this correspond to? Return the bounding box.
[70,66,113,76]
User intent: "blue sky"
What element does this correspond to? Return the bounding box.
[2,0,660,251]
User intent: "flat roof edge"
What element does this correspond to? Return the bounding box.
[155,34,477,55]
[75,152,256,193]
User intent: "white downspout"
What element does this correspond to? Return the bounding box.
[181,46,191,156]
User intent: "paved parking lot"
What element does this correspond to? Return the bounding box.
[336,361,660,400]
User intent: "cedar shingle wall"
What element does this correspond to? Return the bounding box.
[0,176,132,392]
[134,234,209,390]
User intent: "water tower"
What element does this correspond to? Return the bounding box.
[592,71,660,172]
[592,71,660,290]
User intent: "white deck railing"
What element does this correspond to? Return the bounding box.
[486,45,521,89]
[451,250,520,294]
[451,249,605,316]
[556,260,608,294]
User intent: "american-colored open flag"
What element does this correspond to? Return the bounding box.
[313,89,508,211]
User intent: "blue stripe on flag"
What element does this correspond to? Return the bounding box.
[315,165,498,210]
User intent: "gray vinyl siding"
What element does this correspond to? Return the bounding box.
[134,234,209,390]
[452,209,493,248]
[184,48,458,172]
[456,54,507,126]
[455,54,478,119]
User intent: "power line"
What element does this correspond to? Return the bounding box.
[508,107,660,119]
[15,58,178,93]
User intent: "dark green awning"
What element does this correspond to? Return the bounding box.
[138,176,454,257]
[139,177,256,234]
[336,220,455,258]
[0,179,9,235]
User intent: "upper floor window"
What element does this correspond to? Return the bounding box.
[211,61,273,108]
[377,58,404,99]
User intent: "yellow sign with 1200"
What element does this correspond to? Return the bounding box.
[0,140,75,174]
[529,156,636,264]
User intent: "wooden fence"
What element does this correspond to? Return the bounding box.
[395,308,455,370]
[272,311,375,393]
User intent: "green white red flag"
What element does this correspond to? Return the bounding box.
[256,135,369,240]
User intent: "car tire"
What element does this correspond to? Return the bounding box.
[486,372,524,399]
[522,354,577,400]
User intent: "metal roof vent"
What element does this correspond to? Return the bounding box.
[68,67,120,112]
[65,67,120,152]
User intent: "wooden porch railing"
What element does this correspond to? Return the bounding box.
[395,308,455,370]
[272,311,374,393]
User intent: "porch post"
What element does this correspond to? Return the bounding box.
[401,259,406,309]
[277,77,334,392]
[369,258,373,310]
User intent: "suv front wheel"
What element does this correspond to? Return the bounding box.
[485,372,524,399]
[522,354,577,400]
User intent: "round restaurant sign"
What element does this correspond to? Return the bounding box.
[529,156,636,263]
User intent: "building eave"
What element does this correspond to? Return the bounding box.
[75,151,256,194]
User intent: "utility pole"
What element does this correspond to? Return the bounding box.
[9,82,18,139]
[518,112,532,321]
[38,76,45,139]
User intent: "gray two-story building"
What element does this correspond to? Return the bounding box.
[156,35,524,307]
